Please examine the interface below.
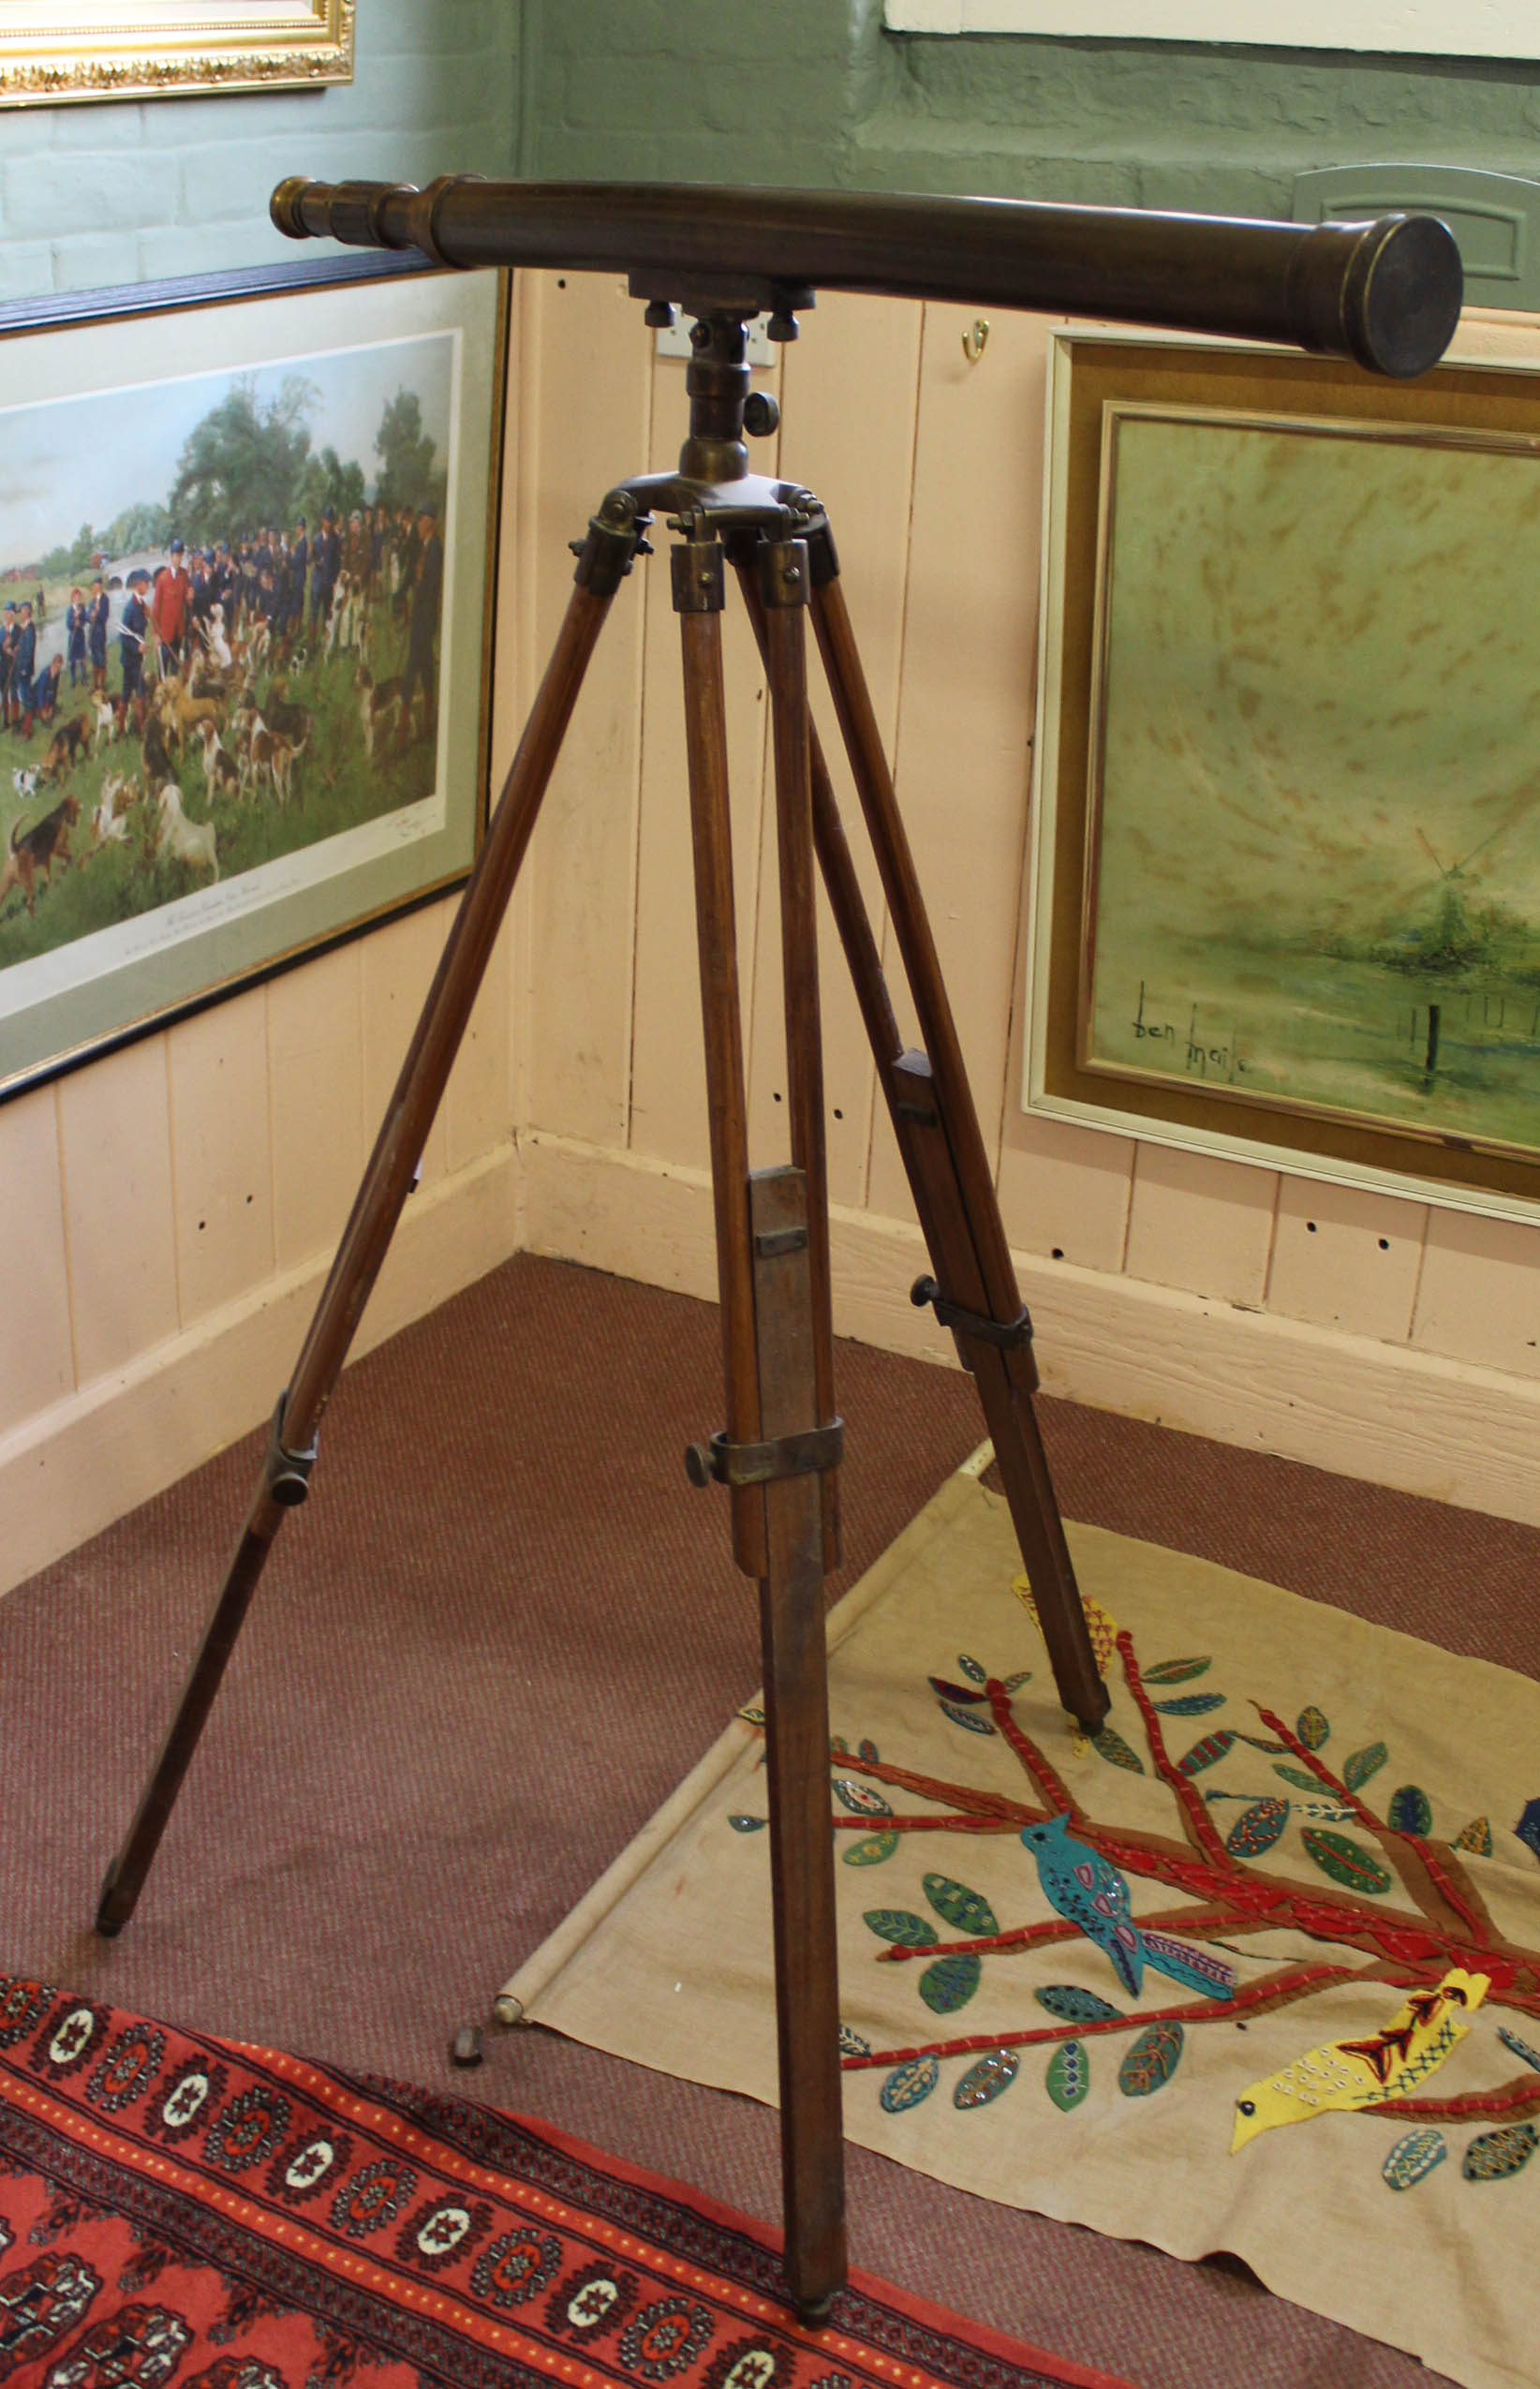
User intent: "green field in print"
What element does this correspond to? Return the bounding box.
[1088,407,1540,1158]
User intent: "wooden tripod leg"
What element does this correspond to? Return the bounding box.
[805,549,1108,1733]
[677,548,846,2324]
[96,510,640,1936]
[750,1168,847,2326]
[759,535,839,1572]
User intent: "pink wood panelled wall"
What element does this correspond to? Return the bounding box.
[516,275,1540,1395]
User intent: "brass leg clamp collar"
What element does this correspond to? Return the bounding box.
[264,1392,318,1508]
[686,1418,844,1491]
[910,1276,1033,1350]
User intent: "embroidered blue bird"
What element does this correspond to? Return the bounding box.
[1021,1812,1234,2001]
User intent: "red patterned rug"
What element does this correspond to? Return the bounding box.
[0,1979,1132,2389]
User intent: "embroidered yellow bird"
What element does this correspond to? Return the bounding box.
[1230,1967,1490,2151]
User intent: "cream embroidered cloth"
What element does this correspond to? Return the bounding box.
[505,1462,1540,2389]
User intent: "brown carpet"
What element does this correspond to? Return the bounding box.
[6,1251,1538,2389]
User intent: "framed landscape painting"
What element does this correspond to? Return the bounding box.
[0,2,353,106]
[1025,329,1540,1218]
[0,254,505,1101]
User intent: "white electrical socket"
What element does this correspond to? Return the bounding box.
[654,316,776,367]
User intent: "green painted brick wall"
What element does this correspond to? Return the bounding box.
[524,0,1540,220]
[0,0,520,304]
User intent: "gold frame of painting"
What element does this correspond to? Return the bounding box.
[1024,326,1540,1221]
[0,2,353,107]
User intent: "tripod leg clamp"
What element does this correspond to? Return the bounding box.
[910,1277,1034,1351]
[264,1392,318,1509]
[686,1418,844,1491]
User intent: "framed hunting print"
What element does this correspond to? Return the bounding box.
[0,3,353,107]
[1024,328,1540,1221]
[0,254,505,1102]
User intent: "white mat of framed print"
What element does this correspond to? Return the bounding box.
[1023,328,1540,1223]
[881,3,1540,58]
[0,255,504,1101]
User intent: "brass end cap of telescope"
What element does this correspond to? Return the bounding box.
[271,176,317,240]
[1291,213,1462,379]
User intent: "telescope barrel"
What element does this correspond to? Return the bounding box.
[272,174,1461,380]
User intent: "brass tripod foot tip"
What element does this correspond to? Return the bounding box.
[493,1994,525,2027]
[792,2294,835,2331]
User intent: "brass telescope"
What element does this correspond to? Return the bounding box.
[271,171,1462,378]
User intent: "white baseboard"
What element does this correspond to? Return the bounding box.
[8,1122,1535,1607]
[522,1131,1540,1531]
[0,1144,522,1601]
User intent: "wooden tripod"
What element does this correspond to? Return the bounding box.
[96,302,1111,2326]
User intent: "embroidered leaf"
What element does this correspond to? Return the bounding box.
[918,1952,982,2014]
[1296,1706,1330,1751]
[827,1732,847,1753]
[1177,1730,1237,1777]
[1498,2025,1540,2077]
[1151,1693,1227,1716]
[955,2050,1018,2110]
[1516,1798,1540,1862]
[1002,1669,1033,1693]
[1301,1828,1393,1895]
[1035,1983,1122,2024]
[1275,1764,1324,1791]
[728,1814,766,1833]
[842,1831,900,1867]
[864,1909,938,1949]
[880,2056,940,2114]
[957,1654,987,1685]
[1462,2122,1538,2182]
[1118,2020,1184,2097]
[1455,1816,1494,1856]
[1142,1657,1212,1685]
[923,1874,1000,1937]
[1090,1722,1146,1773]
[858,1738,880,1763]
[1383,2128,1447,2191]
[1236,1732,1288,1753]
[739,1705,765,1727]
[833,1778,893,1817]
[1387,1785,1433,1837]
[1224,1797,1289,1859]
[838,2025,870,2058]
[928,1677,988,1706]
[1343,1741,1388,1791]
[940,1699,996,1736]
[1045,2040,1090,2111]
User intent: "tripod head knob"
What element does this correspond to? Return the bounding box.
[743,393,779,440]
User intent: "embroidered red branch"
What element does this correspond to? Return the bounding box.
[1255,1703,1499,1946]
[1374,2074,1540,2125]
[1119,1632,1232,1868]
[988,1680,1081,1819]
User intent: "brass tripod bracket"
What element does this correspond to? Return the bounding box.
[570,490,649,598]
[263,1392,318,1509]
[685,1419,844,1491]
[910,1275,1034,1353]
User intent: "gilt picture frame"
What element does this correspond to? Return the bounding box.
[1024,327,1540,1220]
[0,251,505,1103]
[0,2,353,107]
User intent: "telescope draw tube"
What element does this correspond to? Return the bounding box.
[272,174,1462,378]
